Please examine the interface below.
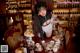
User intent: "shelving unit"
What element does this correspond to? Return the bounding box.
[4,0,32,50]
[53,0,80,31]
[6,0,32,31]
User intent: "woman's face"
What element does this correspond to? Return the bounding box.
[38,7,47,16]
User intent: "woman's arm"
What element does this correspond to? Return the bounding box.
[32,16,45,40]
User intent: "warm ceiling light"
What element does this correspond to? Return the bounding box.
[9,17,13,24]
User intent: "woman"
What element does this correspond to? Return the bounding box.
[32,2,57,40]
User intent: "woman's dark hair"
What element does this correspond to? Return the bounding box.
[34,1,47,14]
